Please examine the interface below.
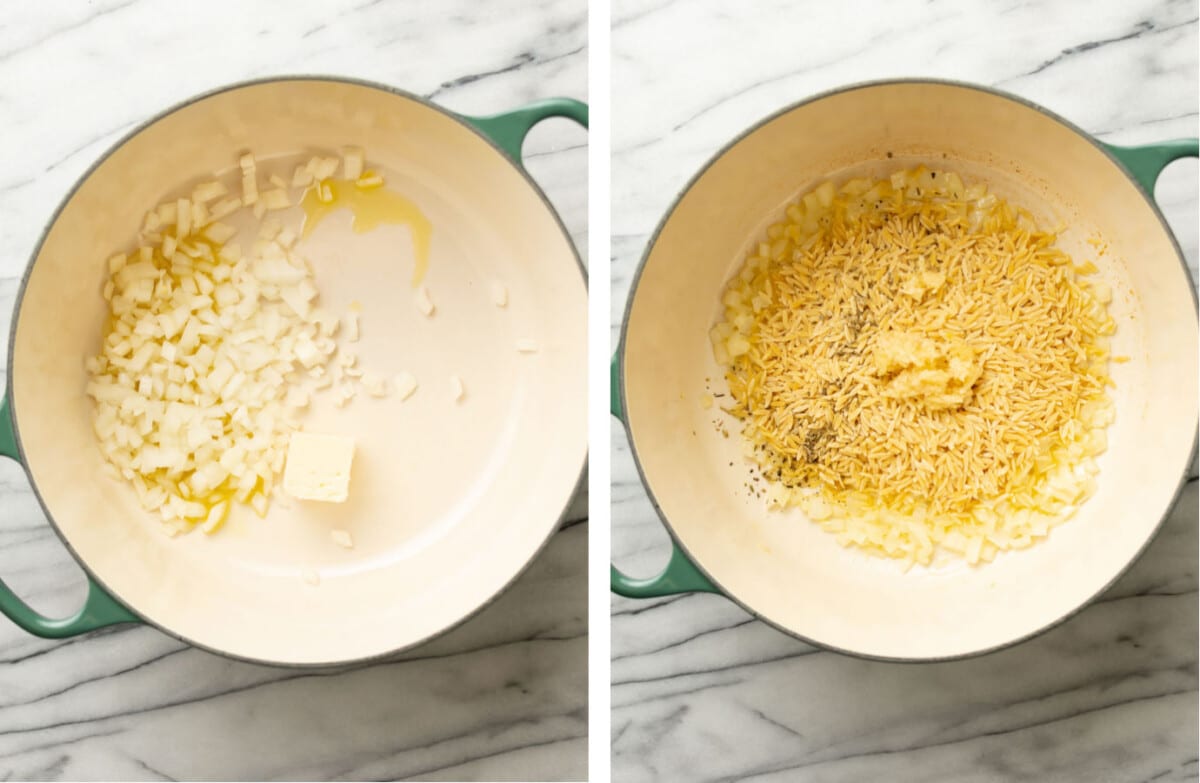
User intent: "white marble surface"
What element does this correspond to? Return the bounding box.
[0,1,587,781]
[611,1,1198,781]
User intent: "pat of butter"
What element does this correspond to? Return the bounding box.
[282,431,355,502]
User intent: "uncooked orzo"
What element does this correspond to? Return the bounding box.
[710,168,1116,567]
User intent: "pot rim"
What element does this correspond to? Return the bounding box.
[616,76,1198,663]
[6,74,588,669]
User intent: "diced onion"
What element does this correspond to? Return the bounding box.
[415,286,435,317]
[362,373,388,397]
[394,372,418,400]
[342,147,365,180]
[86,151,353,533]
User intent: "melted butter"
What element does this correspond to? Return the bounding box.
[300,178,433,286]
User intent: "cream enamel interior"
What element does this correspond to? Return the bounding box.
[623,82,1197,660]
[11,80,586,664]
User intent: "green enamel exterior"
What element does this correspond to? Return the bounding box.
[0,396,16,461]
[611,546,721,598]
[610,353,719,596]
[466,97,589,162]
[1104,138,1199,194]
[610,353,623,418]
[0,396,140,636]
[0,580,140,639]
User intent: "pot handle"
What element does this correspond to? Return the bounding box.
[1104,138,1198,196]
[0,395,140,637]
[464,97,588,164]
[610,354,721,597]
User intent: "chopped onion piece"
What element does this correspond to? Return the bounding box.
[204,222,236,244]
[261,189,291,210]
[311,308,340,337]
[343,147,365,180]
[355,172,384,190]
[192,181,227,204]
[240,153,258,205]
[395,372,418,400]
[209,197,242,220]
[176,198,192,237]
[201,500,231,534]
[311,156,339,181]
[191,201,210,229]
[415,286,435,316]
[362,374,388,397]
[333,385,356,408]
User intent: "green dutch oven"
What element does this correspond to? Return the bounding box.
[612,79,1197,661]
[1,76,587,665]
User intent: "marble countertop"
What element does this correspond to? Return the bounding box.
[611,1,1198,781]
[0,1,587,781]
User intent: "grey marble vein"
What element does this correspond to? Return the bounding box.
[611,1,1199,781]
[0,1,588,781]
